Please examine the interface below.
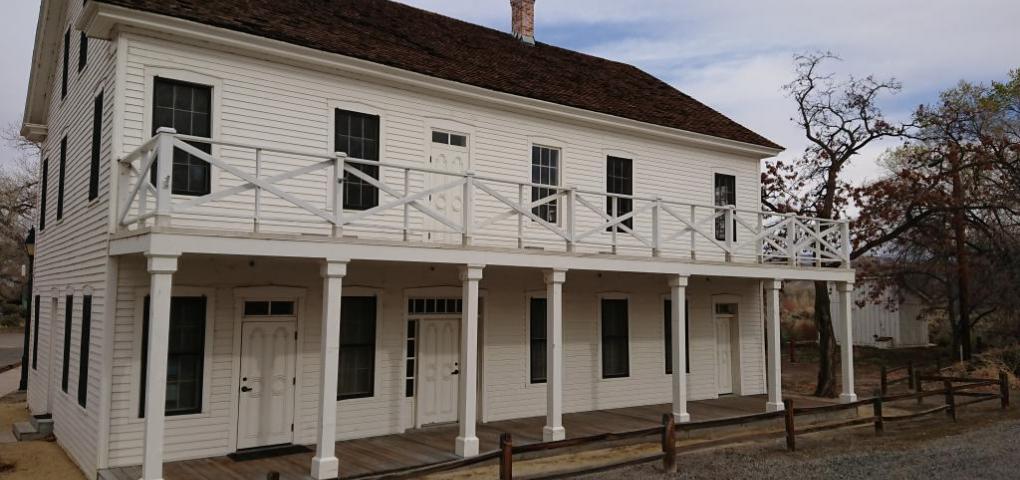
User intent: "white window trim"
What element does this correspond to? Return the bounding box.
[336,286,384,405]
[527,139,565,227]
[130,285,217,422]
[602,153,637,236]
[596,292,632,381]
[328,99,388,213]
[142,68,224,197]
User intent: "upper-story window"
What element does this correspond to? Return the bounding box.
[714,173,736,241]
[89,92,102,201]
[39,159,48,231]
[78,32,88,72]
[531,145,560,223]
[432,130,467,147]
[57,137,66,220]
[152,78,212,196]
[335,109,380,211]
[61,29,69,99]
[606,156,633,231]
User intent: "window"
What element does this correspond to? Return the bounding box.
[529,297,547,384]
[405,319,417,397]
[140,296,207,417]
[407,298,462,316]
[78,31,88,72]
[31,296,40,370]
[531,145,560,223]
[58,137,66,220]
[432,130,467,147]
[61,29,69,99]
[664,299,690,375]
[338,296,377,400]
[242,300,295,316]
[715,303,737,316]
[606,156,633,231]
[600,298,629,379]
[39,160,48,231]
[335,109,380,211]
[714,173,736,241]
[78,295,92,407]
[89,92,102,200]
[152,78,212,196]
[61,295,72,393]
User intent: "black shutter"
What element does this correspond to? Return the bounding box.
[78,295,92,407]
[57,137,66,220]
[89,92,103,200]
[31,296,40,369]
[39,160,48,231]
[61,295,73,392]
[61,29,69,99]
[78,31,88,72]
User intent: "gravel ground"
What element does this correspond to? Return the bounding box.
[578,407,1020,480]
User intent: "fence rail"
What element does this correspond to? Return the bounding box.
[118,130,851,267]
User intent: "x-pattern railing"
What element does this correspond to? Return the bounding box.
[117,129,851,268]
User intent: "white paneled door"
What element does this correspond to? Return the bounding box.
[715,317,734,395]
[418,318,460,425]
[426,132,469,243]
[237,320,297,449]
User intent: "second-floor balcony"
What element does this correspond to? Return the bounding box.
[116,129,851,269]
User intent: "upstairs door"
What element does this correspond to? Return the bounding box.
[237,319,298,449]
[426,130,469,244]
[417,318,460,425]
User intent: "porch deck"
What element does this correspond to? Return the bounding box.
[99,395,829,480]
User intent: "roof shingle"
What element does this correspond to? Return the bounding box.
[96,0,781,150]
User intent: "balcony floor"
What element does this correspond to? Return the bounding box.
[98,395,831,480]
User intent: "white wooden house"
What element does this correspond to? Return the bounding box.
[19,1,858,479]
[831,281,930,348]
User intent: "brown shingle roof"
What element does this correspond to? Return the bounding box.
[96,0,781,150]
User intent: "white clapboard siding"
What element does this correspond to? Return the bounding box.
[26,1,117,478]
[830,282,930,348]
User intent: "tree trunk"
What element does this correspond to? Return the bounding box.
[813,281,838,397]
[950,148,972,361]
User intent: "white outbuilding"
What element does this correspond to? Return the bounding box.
[831,282,930,348]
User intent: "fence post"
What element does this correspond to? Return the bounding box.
[651,198,661,257]
[783,398,795,451]
[153,127,177,228]
[689,205,697,260]
[499,432,513,480]
[332,152,345,238]
[253,148,262,233]
[872,397,884,435]
[661,413,677,473]
[724,206,734,262]
[1000,371,1010,409]
[566,187,576,253]
[880,365,888,396]
[944,380,956,421]
[517,184,525,249]
[402,168,410,242]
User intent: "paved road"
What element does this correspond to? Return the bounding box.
[0,331,25,369]
[580,408,1020,479]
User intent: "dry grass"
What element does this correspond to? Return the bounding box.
[0,399,84,480]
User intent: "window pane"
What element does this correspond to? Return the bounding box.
[531,146,560,223]
[244,301,269,316]
[140,296,206,417]
[450,134,467,147]
[432,131,449,144]
[339,296,377,399]
[530,298,547,383]
[601,299,629,378]
[152,78,213,196]
[270,301,295,316]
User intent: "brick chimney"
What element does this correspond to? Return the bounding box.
[511,0,536,44]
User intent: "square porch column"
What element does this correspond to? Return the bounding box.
[311,260,347,480]
[765,279,784,412]
[141,253,178,480]
[456,264,484,457]
[838,281,858,403]
[543,268,567,441]
[669,275,690,423]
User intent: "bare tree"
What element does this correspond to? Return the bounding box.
[763,52,909,397]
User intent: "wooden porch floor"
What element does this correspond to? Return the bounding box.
[100,395,827,480]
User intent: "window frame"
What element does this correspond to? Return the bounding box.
[333,108,382,212]
[151,77,214,197]
[530,144,562,224]
[598,295,631,380]
[133,287,216,420]
[338,295,379,400]
[714,173,737,241]
[605,156,634,231]
[526,295,548,385]
[663,296,691,375]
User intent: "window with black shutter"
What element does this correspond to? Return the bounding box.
[338,296,377,399]
[58,137,66,220]
[529,297,547,384]
[61,295,72,392]
[31,296,40,369]
[714,173,736,241]
[39,160,48,231]
[601,298,629,379]
[606,156,633,231]
[78,295,92,407]
[78,31,88,72]
[664,299,690,375]
[531,145,560,223]
[334,110,380,211]
[152,78,212,196]
[61,29,69,99]
[139,296,207,417]
[89,92,102,200]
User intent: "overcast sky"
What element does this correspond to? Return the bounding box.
[2,0,1019,185]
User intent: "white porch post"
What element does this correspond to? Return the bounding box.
[669,275,690,423]
[543,268,567,441]
[838,281,858,403]
[311,260,347,480]
[765,279,784,412]
[456,264,484,457]
[141,253,178,480]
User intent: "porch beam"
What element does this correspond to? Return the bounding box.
[456,264,484,457]
[141,253,179,480]
[543,268,567,441]
[311,260,348,480]
[669,275,690,422]
[838,281,858,403]
[765,279,784,412]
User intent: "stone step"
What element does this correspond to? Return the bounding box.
[12,421,46,441]
[29,415,54,435]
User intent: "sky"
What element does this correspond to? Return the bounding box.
[2,0,1019,186]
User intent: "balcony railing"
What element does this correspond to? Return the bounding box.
[117,129,851,268]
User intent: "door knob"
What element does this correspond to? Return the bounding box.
[451,369,460,375]
[241,386,252,392]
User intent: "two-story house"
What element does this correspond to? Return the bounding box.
[19,1,858,479]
